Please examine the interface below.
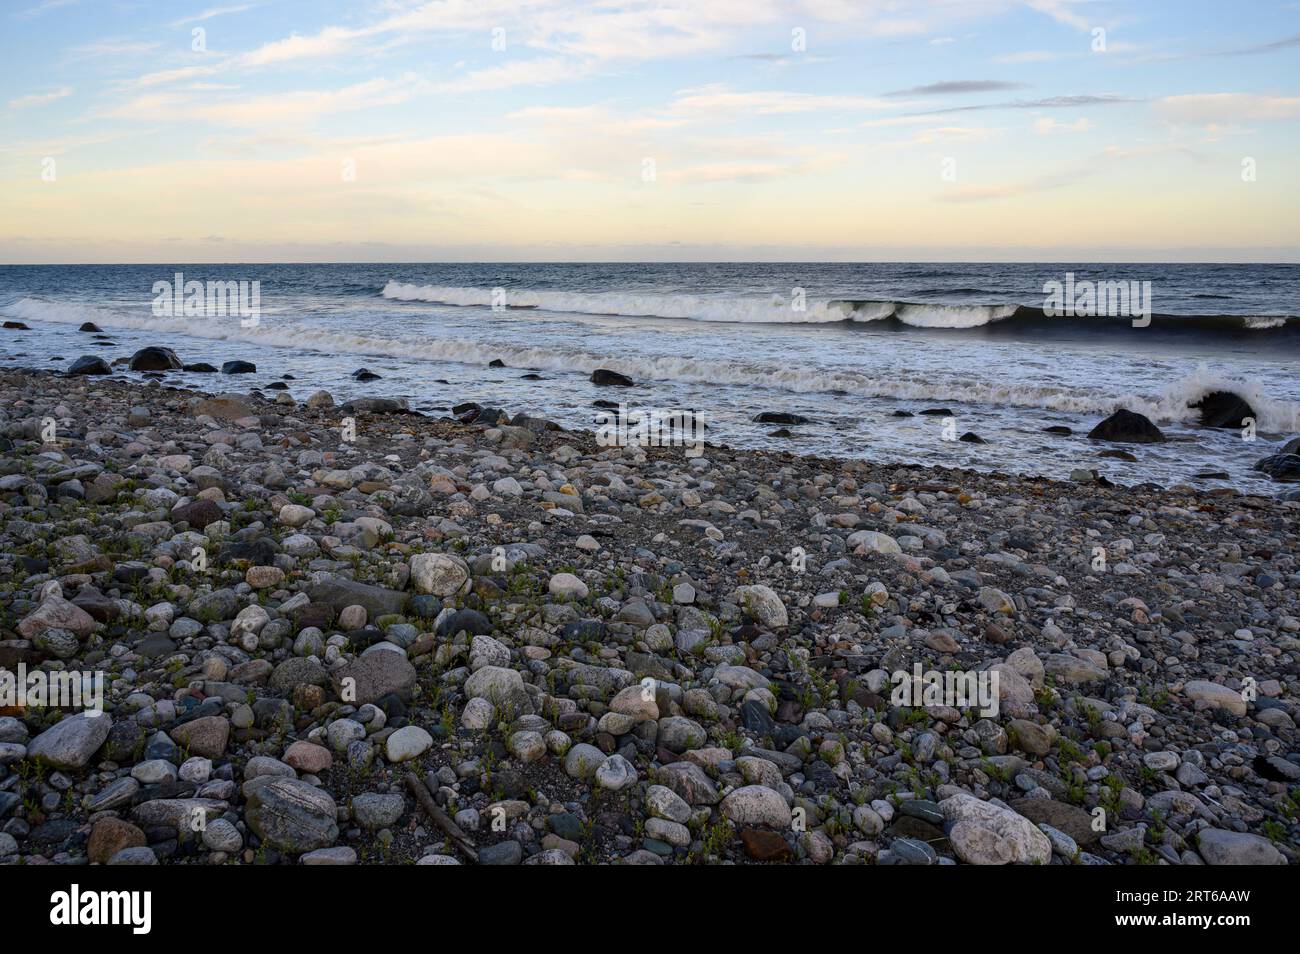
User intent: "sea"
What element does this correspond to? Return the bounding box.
[2,262,1298,493]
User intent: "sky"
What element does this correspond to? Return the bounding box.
[1,0,1299,263]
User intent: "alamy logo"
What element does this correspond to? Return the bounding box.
[50,885,151,934]
[595,402,706,458]
[1,665,104,714]
[891,664,1000,717]
[1043,272,1151,327]
[152,271,260,327]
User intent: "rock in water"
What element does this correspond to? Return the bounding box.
[245,779,339,852]
[128,346,182,371]
[753,412,811,425]
[67,355,111,375]
[1191,390,1254,429]
[1087,408,1165,443]
[1252,453,1300,482]
[591,368,633,386]
[221,360,256,374]
[78,321,102,332]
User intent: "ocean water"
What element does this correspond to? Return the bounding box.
[2,262,1298,493]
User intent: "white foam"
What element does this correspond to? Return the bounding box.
[8,296,1297,433]
[381,281,1018,327]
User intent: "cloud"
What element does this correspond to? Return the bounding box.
[1033,116,1093,133]
[909,94,1134,115]
[16,0,77,19]
[240,26,365,67]
[7,86,72,109]
[1024,0,1095,32]
[68,39,162,57]
[887,80,1026,97]
[171,4,256,27]
[669,84,891,118]
[432,57,588,94]
[1155,93,1300,123]
[1217,32,1300,56]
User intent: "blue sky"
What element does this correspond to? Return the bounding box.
[2,0,1299,262]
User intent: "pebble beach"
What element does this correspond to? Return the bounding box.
[0,356,1296,867]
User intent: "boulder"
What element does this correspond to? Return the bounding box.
[128,346,182,372]
[27,713,112,770]
[67,355,111,375]
[1087,408,1164,443]
[1191,391,1254,429]
[245,779,339,853]
[940,793,1052,865]
[591,368,633,386]
[332,652,417,705]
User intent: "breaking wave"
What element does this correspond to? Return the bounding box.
[7,295,1299,432]
[380,280,1295,335]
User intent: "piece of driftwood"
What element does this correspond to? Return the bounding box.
[405,772,478,863]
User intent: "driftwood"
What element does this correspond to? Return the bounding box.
[405,772,478,863]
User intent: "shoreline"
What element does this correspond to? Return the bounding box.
[0,365,1296,865]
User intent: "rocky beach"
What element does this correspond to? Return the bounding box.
[0,354,1296,867]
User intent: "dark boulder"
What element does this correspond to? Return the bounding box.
[79,322,102,332]
[3,321,29,330]
[958,432,986,444]
[183,362,217,373]
[128,346,182,371]
[1191,391,1254,429]
[919,408,952,416]
[1043,425,1072,435]
[67,355,111,375]
[352,368,381,381]
[753,412,810,425]
[1087,408,1165,443]
[488,359,505,368]
[221,360,256,374]
[591,368,633,386]
[1253,454,1300,482]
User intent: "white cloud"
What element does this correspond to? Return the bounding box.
[1033,116,1093,133]
[1155,93,1300,123]
[7,86,72,109]
[669,84,892,118]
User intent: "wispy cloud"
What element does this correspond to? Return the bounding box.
[7,86,72,109]
[887,80,1026,97]
[1155,93,1300,123]
[171,4,256,27]
[909,94,1135,116]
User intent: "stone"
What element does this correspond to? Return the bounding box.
[88,817,146,864]
[128,346,182,371]
[284,741,332,774]
[1088,408,1164,443]
[720,785,792,828]
[385,725,433,762]
[940,793,1052,865]
[352,793,405,829]
[1183,680,1247,717]
[332,652,417,705]
[736,584,788,628]
[245,778,339,853]
[409,552,470,596]
[463,666,532,715]
[17,595,96,641]
[1197,828,1285,865]
[27,713,112,770]
[548,572,589,600]
[169,716,230,759]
